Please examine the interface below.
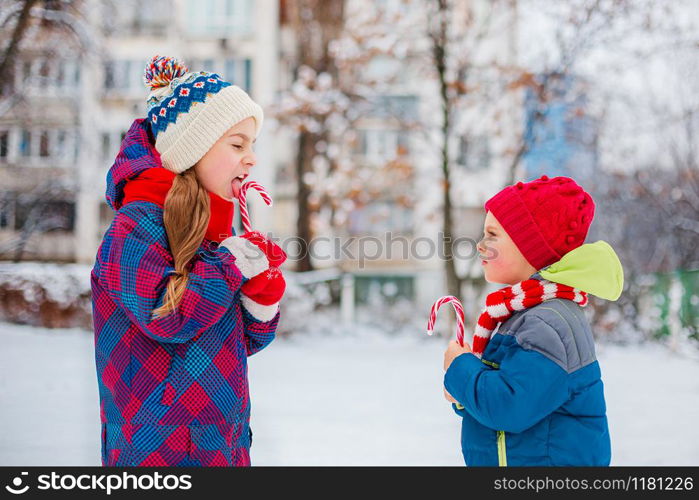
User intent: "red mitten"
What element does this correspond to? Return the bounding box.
[239,231,287,268]
[241,267,286,322]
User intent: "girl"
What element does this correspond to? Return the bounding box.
[90,56,286,466]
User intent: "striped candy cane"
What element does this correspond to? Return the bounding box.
[427,295,466,346]
[238,181,273,233]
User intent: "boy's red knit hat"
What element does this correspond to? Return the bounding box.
[484,175,595,270]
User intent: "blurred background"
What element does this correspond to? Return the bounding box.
[0,0,698,465]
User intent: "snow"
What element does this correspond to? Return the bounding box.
[0,262,92,307]
[0,321,698,466]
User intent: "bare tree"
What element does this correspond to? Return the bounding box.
[420,0,657,299]
[0,0,95,263]
[1,0,92,95]
[280,0,345,271]
[0,179,76,261]
[585,2,699,342]
[276,0,417,270]
[0,0,40,90]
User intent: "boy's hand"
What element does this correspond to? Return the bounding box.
[443,388,458,403]
[443,340,472,371]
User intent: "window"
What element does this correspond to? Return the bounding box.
[373,0,412,17]
[14,198,75,232]
[355,129,410,161]
[224,58,252,92]
[20,130,31,157]
[371,95,419,121]
[55,130,68,159]
[0,194,14,229]
[99,201,114,235]
[101,133,110,160]
[39,131,50,157]
[0,207,8,228]
[100,130,125,161]
[14,57,81,92]
[44,200,76,232]
[0,131,8,159]
[72,62,81,87]
[188,58,219,75]
[365,57,406,85]
[225,59,236,82]
[397,132,410,156]
[57,60,80,90]
[56,62,65,87]
[201,59,215,72]
[22,61,32,83]
[348,201,413,235]
[13,199,30,231]
[123,60,134,89]
[244,59,252,93]
[104,62,115,89]
[186,0,253,37]
[355,275,415,304]
[457,135,490,171]
[103,0,171,36]
[104,60,141,92]
[42,0,64,10]
[38,58,51,88]
[10,128,77,164]
[50,129,76,164]
[133,0,170,36]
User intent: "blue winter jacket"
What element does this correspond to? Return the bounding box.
[444,240,624,466]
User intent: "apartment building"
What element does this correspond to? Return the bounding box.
[1,0,521,309]
[0,0,279,263]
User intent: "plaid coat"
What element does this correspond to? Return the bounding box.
[91,119,278,466]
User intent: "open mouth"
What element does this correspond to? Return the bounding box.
[231,173,248,199]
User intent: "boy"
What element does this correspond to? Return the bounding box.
[443,175,624,466]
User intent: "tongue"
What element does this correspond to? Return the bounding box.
[232,178,242,199]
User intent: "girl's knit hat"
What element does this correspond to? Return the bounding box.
[484,175,595,270]
[143,55,264,174]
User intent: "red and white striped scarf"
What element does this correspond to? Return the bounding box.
[471,278,588,358]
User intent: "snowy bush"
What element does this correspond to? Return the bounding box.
[0,262,93,329]
[276,270,424,338]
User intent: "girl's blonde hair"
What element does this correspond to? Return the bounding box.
[151,168,210,319]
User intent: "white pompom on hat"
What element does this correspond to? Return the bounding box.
[143,55,263,174]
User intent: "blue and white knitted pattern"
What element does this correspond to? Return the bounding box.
[147,72,232,139]
[144,59,263,174]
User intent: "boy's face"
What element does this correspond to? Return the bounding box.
[193,117,257,201]
[477,211,537,285]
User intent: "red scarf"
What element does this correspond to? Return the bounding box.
[121,167,235,243]
[472,279,588,357]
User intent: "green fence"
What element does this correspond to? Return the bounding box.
[652,269,699,341]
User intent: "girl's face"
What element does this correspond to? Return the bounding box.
[193,117,257,201]
[477,211,537,285]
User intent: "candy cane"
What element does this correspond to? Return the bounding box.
[427,295,465,346]
[238,181,273,233]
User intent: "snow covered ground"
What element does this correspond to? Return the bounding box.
[1,321,698,466]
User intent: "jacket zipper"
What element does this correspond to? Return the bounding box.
[481,357,508,466]
[497,430,507,466]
